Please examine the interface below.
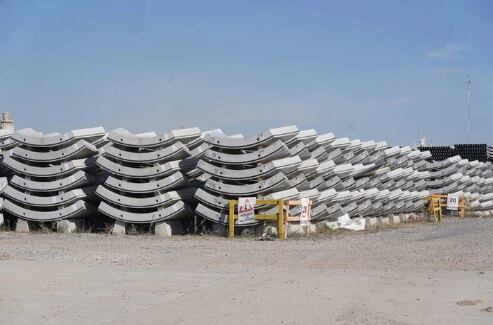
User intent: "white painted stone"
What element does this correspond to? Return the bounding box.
[15,219,30,233]
[381,217,390,225]
[390,215,401,224]
[155,221,183,236]
[400,214,410,223]
[57,220,77,233]
[155,222,172,236]
[325,221,339,230]
[111,220,126,235]
[315,220,338,232]
[364,217,378,228]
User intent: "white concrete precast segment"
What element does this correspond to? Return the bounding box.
[325,176,342,188]
[288,142,311,159]
[0,177,8,193]
[12,127,106,147]
[348,150,369,164]
[96,155,181,179]
[291,159,319,175]
[203,140,290,165]
[306,132,336,149]
[95,186,194,209]
[3,199,91,221]
[204,125,298,149]
[334,151,354,164]
[285,129,318,145]
[11,140,98,163]
[104,172,186,194]
[100,142,191,164]
[98,201,190,223]
[204,172,289,196]
[194,188,231,210]
[287,173,310,190]
[310,146,329,161]
[308,176,327,190]
[2,155,96,178]
[3,185,95,207]
[9,171,97,192]
[196,156,301,181]
[107,127,202,148]
[195,203,234,225]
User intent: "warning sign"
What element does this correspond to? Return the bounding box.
[447,194,460,211]
[237,197,256,224]
[300,198,310,226]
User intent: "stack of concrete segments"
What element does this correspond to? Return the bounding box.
[427,157,493,212]
[315,140,432,218]
[194,125,317,228]
[95,127,201,233]
[370,146,432,215]
[0,126,16,177]
[1,127,106,229]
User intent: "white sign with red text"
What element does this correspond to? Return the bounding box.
[237,197,256,224]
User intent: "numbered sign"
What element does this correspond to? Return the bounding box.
[447,194,459,211]
[237,197,256,224]
[300,198,310,226]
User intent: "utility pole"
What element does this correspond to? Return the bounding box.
[466,75,471,144]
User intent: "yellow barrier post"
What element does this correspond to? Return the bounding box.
[278,200,284,239]
[228,200,236,238]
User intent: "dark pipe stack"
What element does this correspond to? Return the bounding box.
[418,144,493,163]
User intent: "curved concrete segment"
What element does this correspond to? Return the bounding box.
[107,127,202,148]
[194,188,230,210]
[96,155,181,179]
[204,125,298,149]
[285,129,318,145]
[104,171,185,194]
[3,185,94,207]
[9,171,97,192]
[98,201,191,223]
[0,177,7,193]
[195,203,231,225]
[203,140,290,165]
[3,155,96,178]
[306,132,335,150]
[11,140,98,163]
[288,142,311,159]
[197,156,301,181]
[12,127,106,147]
[3,199,91,221]
[100,142,190,164]
[204,172,289,196]
[96,186,190,209]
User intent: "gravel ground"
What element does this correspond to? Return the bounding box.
[1,218,493,324]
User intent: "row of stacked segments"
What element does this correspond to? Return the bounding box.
[424,155,493,211]
[1,128,106,225]
[0,126,17,222]
[1,124,493,233]
[194,126,433,231]
[95,127,204,230]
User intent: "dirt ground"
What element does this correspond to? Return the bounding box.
[1,218,493,324]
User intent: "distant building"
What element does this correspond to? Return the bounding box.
[0,112,14,129]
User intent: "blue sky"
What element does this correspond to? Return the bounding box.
[1,0,492,145]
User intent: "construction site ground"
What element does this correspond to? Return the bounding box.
[1,217,493,324]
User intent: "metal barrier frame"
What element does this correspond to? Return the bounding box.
[428,194,468,220]
[228,199,285,239]
[228,199,313,239]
